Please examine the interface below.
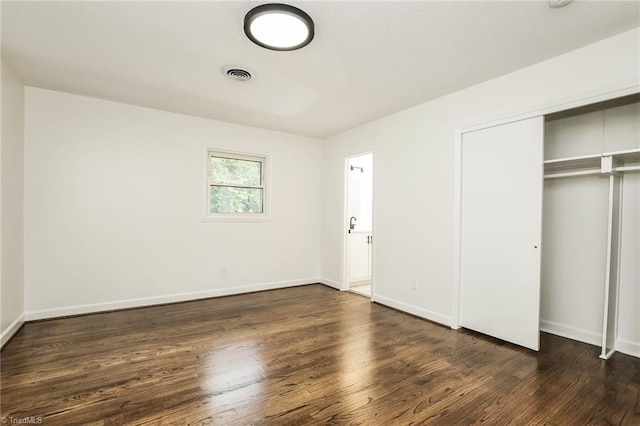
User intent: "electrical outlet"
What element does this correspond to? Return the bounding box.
[220,266,228,277]
[410,279,418,290]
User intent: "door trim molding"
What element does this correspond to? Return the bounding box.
[451,81,639,330]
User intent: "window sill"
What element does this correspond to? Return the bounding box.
[201,215,272,222]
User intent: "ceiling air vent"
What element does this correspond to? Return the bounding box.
[225,67,253,81]
[549,0,573,7]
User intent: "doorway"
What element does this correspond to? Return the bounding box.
[344,153,374,298]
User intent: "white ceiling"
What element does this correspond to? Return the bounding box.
[2,1,639,139]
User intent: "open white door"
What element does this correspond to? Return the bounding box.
[460,116,544,351]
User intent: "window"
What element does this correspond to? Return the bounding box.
[207,150,268,218]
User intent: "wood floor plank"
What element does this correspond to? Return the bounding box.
[1,284,638,425]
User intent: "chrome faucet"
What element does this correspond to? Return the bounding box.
[349,216,357,230]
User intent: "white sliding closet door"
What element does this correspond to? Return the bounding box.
[460,116,544,351]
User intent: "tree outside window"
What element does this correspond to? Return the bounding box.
[208,151,267,216]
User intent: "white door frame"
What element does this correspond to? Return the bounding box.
[451,83,639,330]
[343,151,375,301]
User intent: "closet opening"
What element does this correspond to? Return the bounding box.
[542,93,639,359]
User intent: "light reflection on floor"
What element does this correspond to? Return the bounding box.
[339,296,374,411]
[200,342,265,416]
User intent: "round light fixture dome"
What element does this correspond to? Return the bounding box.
[244,3,314,51]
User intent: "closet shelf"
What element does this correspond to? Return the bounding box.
[603,149,640,166]
[544,148,640,178]
[543,154,601,175]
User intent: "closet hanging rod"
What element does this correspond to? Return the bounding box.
[544,170,601,179]
[543,153,602,164]
[615,165,640,173]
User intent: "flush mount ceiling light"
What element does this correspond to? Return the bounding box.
[244,3,314,51]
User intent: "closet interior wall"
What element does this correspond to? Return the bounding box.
[541,95,640,358]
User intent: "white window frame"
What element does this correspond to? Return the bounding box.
[203,149,270,221]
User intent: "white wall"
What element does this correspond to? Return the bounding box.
[541,176,610,345]
[24,88,322,319]
[321,28,640,346]
[1,58,25,346]
[618,173,640,355]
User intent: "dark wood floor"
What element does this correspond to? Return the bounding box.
[1,284,639,425]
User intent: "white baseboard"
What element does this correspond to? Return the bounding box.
[540,320,639,359]
[540,319,601,347]
[25,278,320,321]
[615,338,640,358]
[320,277,341,290]
[1,314,25,349]
[374,294,450,327]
